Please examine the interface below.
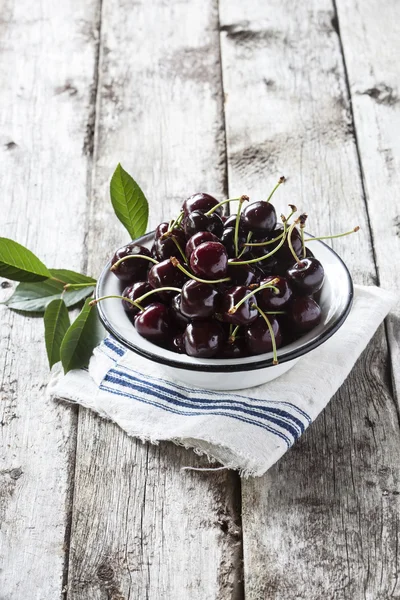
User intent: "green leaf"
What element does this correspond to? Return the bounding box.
[60,298,105,373]
[110,163,149,239]
[0,237,51,282]
[49,269,97,285]
[44,299,70,368]
[5,280,94,312]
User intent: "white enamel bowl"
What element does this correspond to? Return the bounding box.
[95,232,353,391]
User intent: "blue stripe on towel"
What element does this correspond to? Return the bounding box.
[101,377,292,447]
[107,368,306,438]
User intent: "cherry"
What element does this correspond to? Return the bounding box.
[183,210,224,239]
[182,192,221,216]
[153,227,186,261]
[170,333,185,354]
[289,296,322,333]
[219,337,247,358]
[219,286,258,325]
[274,226,303,266]
[286,257,324,295]
[170,294,190,330]
[134,302,171,344]
[245,316,282,355]
[190,242,228,280]
[183,321,225,358]
[122,282,154,318]
[148,259,186,300]
[111,244,152,283]
[227,261,257,286]
[220,227,247,258]
[242,201,277,235]
[180,280,219,319]
[223,213,246,232]
[155,222,170,239]
[185,231,220,261]
[257,276,293,311]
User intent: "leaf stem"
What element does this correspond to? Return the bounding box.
[252,304,279,365]
[64,283,96,290]
[170,256,231,284]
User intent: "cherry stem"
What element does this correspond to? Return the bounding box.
[64,282,96,290]
[228,325,240,343]
[169,211,185,229]
[238,231,252,256]
[170,237,188,264]
[287,219,302,265]
[245,230,284,248]
[205,195,248,216]
[111,254,158,271]
[89,294,143,311]
[170,256,231,284]
[228,279,280,314]
[265,175,285,203]
[282,204,297,223]
[229,220,288,266]
[134,286,182,305]
[234,195,250,257]
[298,213,308,259]
[304,226,360,242]
[252,304,279,365]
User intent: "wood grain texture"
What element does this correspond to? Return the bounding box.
[0,0,100,598]
[66,1,242,599]
[219,0,400,597]
[335,0,400,401]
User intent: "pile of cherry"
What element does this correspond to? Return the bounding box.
[106,182,357,362]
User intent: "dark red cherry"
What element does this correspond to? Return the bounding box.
[245,316,282,355]
[122,282,155,318]
[219,286,258,325]
[155,222,170,239]
[153,228,186,261]
[183,210,224,239]
[185,231,220,260]
[242,201,277,235]
[182,192,221,216]
[223,214,246,232]
[227,262,257,287]
[257,276,293,311]
[148,258,186,300]
[183,321,225,358]
[134,302,171,344]
[274,226,303,266]
[111,244,152,283]
[170,333,185,354]
[250,248,281,276]
[170,294,190,330]
[220,227,247,258]
[219,337,247,358]
[289,296,322,333]
[180,280,219,320]
[305,247,315,259]
[190,241,228,280]
[286,258,324,295]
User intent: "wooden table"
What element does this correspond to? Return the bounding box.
[1,0,399,598]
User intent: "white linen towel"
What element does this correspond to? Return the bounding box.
[50,285,397,476]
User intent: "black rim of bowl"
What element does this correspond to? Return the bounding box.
[96,233,354,372]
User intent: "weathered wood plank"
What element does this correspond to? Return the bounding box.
[219,0,400,597]
[66,1,242,599]
[0,0,100,598]
[335,0,400,400]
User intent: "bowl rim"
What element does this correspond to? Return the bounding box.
[96,231,354,372]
